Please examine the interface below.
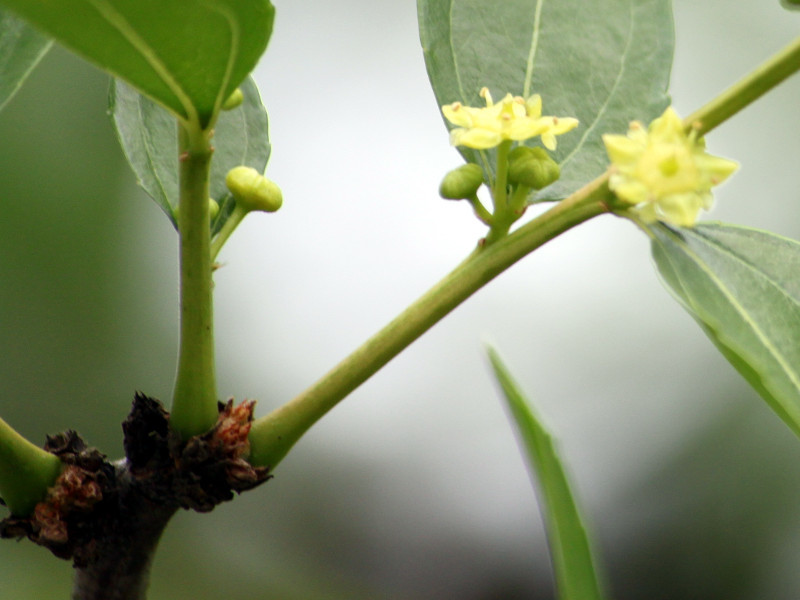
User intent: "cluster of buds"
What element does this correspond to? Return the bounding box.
[436,86,738,234]
[437,87,576,237]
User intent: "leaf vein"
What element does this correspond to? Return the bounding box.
[522,0,545,98]
[86,0,197,123]
[558,0,636,169]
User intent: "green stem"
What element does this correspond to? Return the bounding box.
[508,184,533,214]
[466,194,493,226]
[687,35,800,136]
[0,416,62,516]
[248,175,611,469]
[491,140,512,212]
[485,141,513,243]
[211,205,248,261]
[170,123,219,439]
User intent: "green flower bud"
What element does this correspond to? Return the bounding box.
[222,88,244,111]
[209,198,220,220]
[439,163,484,200]
[226,166,283,213]
[507,146,560,190]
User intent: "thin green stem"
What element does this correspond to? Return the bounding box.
[170,123,219,439]
[509,184,533,214]
[211,205,248,261]
[466,194,493,226]
[687,35,800,136]
[485,141,514,243]
[491,140,512,212]
[248,174,611,469]
[0,416,62,516]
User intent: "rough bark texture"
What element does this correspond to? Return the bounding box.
[0,393,271,600]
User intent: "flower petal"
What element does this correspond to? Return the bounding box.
[440,89,579,150]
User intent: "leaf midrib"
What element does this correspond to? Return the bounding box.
[522,0,545,97]
[557,0,636,170]
[86,0,196,123]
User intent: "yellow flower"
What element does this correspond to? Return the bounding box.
[603,107,738,227]
[442,87,578,150]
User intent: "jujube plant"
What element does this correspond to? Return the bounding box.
[0,1,799,599]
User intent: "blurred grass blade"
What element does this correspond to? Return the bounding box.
[651,222,800,436]
[0,8,51,112]
[418,0,673,201]
[486,346,607,600]
[110,76,270,231]
[1,0,274,127]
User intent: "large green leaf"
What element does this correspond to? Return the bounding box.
[0,8,51,112]
[418,0,673,200]
[651,223,800,436]
[110,76,270,232]
[0,0,274,127]
[487,347,607,600]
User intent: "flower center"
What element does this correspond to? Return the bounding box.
[637,142,699,197]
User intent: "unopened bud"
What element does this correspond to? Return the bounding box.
[222,88,244,111]
[439,163,484,200]
[209,198,220,220]
[507,147,560,190]
[226,166,283,213]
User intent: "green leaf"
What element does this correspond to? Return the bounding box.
[1,0,274,127]
[110,75,270,232]
[486,346,607,600]
[418,0,674,200]
[0,8,51,112]
[651,223,800,437]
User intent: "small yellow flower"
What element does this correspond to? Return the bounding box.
[442,87,578,150]
[603,107,738,227]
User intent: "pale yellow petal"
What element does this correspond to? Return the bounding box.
[525,94,542,118]
[540,131,557,151]
[649,107,684,139]
[695,153,739,185]
[549,117,579,135]
[603,134,643,164]
[452,128,504,149]
[655,193,704,227]
[610,178,649,205]
[506,118,548,141]
[442,103,473,128]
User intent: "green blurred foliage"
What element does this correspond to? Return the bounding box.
[0,45,166,597]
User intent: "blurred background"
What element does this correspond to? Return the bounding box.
[1,0,800,598]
